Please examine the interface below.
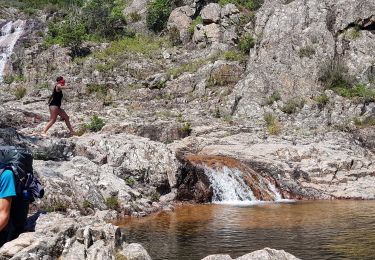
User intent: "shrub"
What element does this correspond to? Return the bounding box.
[207,64,241,87]
[168,26,181,46]
[218,0,264,10]
[281,99,304,114]
[125,177,136,186]
[167,59,207,78]
[265,92,281,105]
[314,93,329,108]
[238,34,255,53]
[150,191,160,202]
[95,35,169,59]
[129,11,142,22]
[86,115,105,132]
[347,25,361,40]
[180,122,192,135]
[82,0,127,39]
[44,0,127,57]
[86,83,108,97]
[3,74,25,84]
[353,116,375,128]
[319,59,353,90]
[222,50,246,62]
[146,0,174,32]
[299,45,316,58]
[105,196,119,210]
[45,19,87,58]
[335,84,375,103]
[264,113,281,135]
[14,86,27,100]
[82,200,93,209]
[188,16,202,35]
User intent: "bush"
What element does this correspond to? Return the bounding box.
[105,196,119,210]
[265,92,281,105]
[353,116,375,128]
[238,34,255,53]
[335,84,375,103]
[45,19,87,57]
[167,59,207,78]
[264,113,281,135]
[129,11,142,22]
[218,0,264,10]
[146,0,174,32]
[319,59,353,90]
[86,83,108,96]
[180,122,192,135]
[15,86,27,100]
[188,16,202,35]
[168,26,181,46]
[94,35,169,59]
[44,0,127,57]
[3,74,25,84]
[207,64,240,87]
[222,50,246,62]
[299,46,315,58]
[314,93,329,108]
[86,115,105,132]
[82,0,127,39]
[281,99,304,114]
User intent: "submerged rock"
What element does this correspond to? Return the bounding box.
[202,248,300,260]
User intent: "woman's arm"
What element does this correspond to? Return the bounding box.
[56,84,72,90]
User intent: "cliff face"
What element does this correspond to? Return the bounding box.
[231,0,375,116]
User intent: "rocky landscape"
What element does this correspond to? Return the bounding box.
[0,0,374,259]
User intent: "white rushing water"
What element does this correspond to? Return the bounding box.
[0,20,26,82]
[203,166,286,205]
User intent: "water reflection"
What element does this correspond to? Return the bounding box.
[117,201,375,260]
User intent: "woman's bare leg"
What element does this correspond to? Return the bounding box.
[42,106,59,134]
[58,108,74,134]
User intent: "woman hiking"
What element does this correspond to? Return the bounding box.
[42,76,75,136]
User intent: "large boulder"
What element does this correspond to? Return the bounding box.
[0,212,150,260]
[167,6,195,44]
[201,3,222,24]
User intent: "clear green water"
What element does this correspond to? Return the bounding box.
[118,201,375,260]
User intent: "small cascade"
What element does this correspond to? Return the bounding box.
[181,155,286,205]
[203,165,283,204]
[0,20,26,83]
[204,166,257,203]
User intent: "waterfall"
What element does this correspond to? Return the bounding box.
[204,166,257,203]
[0,20,26,83]
[203,166,284,205]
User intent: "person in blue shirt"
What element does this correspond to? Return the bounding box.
[0,169,16,232]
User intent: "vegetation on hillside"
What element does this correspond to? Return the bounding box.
[44,0,128,57]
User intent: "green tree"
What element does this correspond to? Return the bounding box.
[82,0,127,39]
[146,0,173,32]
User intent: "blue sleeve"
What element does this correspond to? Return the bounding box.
[0,170,16,198]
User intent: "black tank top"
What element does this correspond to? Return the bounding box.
[49,86,63,107]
